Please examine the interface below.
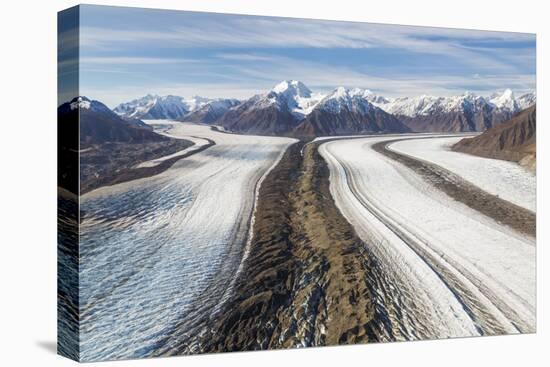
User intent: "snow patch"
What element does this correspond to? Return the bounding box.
[70,96,91,110]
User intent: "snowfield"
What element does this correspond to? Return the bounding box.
[320,136,535,340]
[388,136,536,212]
[79,121,295,360]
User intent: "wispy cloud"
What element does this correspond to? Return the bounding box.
[227,54,535,97]
[80,56,199,65]
[215,53,275,61]
[80,16,533,51]
[82,53,535,108]
[79,17,533,75]
[76,6,535,106]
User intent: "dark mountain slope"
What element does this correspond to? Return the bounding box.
[216,96,299,135]
[58,97,166,148]
[295,107,409,137]
[58,97,194,193]
[452,105,536,169]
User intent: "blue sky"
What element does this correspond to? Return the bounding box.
[61,5,536,107]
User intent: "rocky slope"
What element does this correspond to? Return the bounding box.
[217,95,299,135]
[452,105,536,170]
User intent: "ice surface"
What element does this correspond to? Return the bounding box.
[320,136,535,339]
[79,121,296,360]
[389,136,536,212]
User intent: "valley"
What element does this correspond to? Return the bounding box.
[77,122,295,360]
[196,140,378,352]
[63,81,537,359]
[55,7,538,362]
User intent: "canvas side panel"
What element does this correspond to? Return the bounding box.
[57,5,80,362]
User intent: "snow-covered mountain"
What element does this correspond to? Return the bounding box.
[114,94,212,120]
[111,85,535,135]
[209,82,536,135]
[488,89,518,112]
[379,90,535,117]
[375,90,536,132]
[216,80,325,135]
[182,96,212,113]
[319,87,396,113]
[382,93,488,117]
[348,88,391,106]
[294,87,409,136]
[59,97,163,147]
[66,96,113,115]
[68,96,152,130]
[516,92,537,111]
[266,80,325,119]
[181,98,241,124]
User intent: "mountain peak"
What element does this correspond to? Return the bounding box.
[502,88,514,98]
[67,96,116,115]
[69,96,91,110]
[324,86,385,103]
[333,86,348,97]
[490,88,517,111]
[262,80,319,119]
[271,80,312,98]
[349,87,371,97]
[491,88,514,100]
[317,87,381,115]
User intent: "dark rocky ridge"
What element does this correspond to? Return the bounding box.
[193,141,380,353]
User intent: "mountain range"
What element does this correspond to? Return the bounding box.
[294,87,409,136]
[113,94,240,122]
[107,80,536,137]
[374,89,535,133]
